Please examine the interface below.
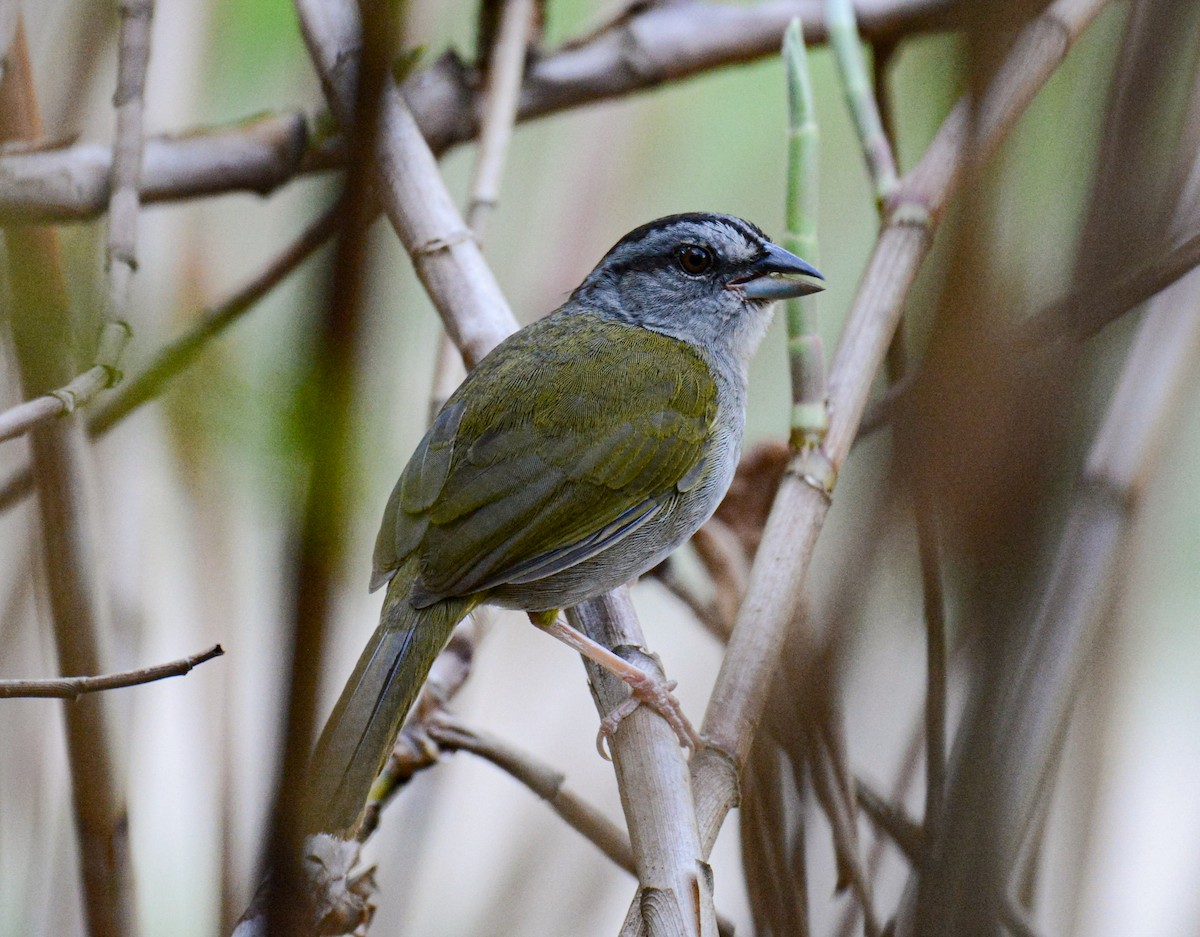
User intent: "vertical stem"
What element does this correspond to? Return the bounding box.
[465,0,535,240]
[0,22,136,937]
[782,18,826,452]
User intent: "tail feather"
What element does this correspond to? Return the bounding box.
[306,567,475,835]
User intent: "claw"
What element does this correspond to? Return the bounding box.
[596,670,702,757]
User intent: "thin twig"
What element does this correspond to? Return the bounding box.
[0,645,223,699]
[429,0,535,432]
[0,329,124,444]
[258,4,391,934]
[828,0,951,856]
[854,777,923,861]
[856,218,1200,440]
[0,1,962,224]
[809,723,882,937]
[0,200,341,514]
[425,713,636,874]
[0,21,137,937]
[689,0,1114,857]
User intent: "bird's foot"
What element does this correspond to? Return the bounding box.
[527,610,701,758]
[595,670,701,760]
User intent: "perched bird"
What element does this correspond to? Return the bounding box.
[308,212,823,835]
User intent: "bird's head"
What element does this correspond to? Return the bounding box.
[573,212,824,362]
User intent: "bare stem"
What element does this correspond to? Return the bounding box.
[0,201,341,513]
[782,18,828,452]
[827,0,900,208]
[466,0,536,240]
[0,645,223,699]
[0,0,152,444]
[568,591,717,937]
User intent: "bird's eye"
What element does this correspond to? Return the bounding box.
[676,245,713,275]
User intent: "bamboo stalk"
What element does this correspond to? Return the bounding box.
[826,0,951,874]
[569,592,717,937]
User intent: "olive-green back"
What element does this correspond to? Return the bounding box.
[373,312,718,604]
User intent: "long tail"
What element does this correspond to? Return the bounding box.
[306,564,476,835]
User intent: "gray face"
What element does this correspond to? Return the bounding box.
[571,213,821,364]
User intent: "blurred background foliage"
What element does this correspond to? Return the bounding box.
[2,1,1200,936]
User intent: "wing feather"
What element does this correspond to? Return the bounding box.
[376,312,719,603]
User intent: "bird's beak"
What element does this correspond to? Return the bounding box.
[733,242,825,300]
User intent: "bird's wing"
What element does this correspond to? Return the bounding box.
[371,313,718,602]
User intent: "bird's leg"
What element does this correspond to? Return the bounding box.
[528,609,701,758]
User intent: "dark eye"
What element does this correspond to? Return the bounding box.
[676,245,713,275]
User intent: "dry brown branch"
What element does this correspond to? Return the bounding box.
[858,215,1200,439]
[0,644,223,699]
[0,21,137,937]
[688,0,1113,857]
[256,7,392,934]
[905,11,1200,932]
[0,1,959,224]
[740,738,809,937]
[809,723,881,937]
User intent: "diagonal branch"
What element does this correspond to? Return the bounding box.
[688,0,1113,856]
[0,644,223,699]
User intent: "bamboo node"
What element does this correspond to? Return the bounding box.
[412,228,475,255]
